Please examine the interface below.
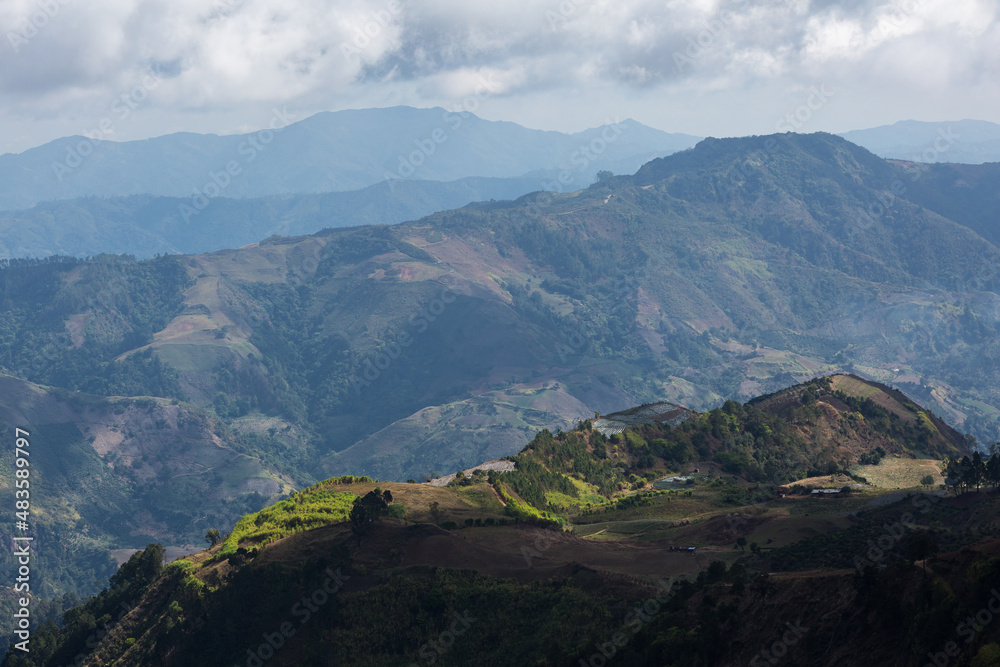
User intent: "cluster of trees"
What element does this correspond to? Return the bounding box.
[498,391,930,522]
[2,544,165,667]
[859,445,887,466]
[496,454,578,510]
[348,488,393,543]
[0,255,190,398]
[943,450,1000,493]
[504,428,630,503]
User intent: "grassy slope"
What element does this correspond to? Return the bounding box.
[0,378,990,665]
[0,374,290,651]
[19,460,1000,666]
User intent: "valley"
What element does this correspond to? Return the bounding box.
[3,131,1000,663]
[6,2,1000,664]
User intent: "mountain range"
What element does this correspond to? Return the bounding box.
[4,131,1000,486]
[5,112,1000,263]
[0,106,699,211]
[4,127,1000,660]
[840,119,1000,164]
[0,175,544,259]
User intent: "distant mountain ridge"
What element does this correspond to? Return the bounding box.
[0,106,700,211]
[840,119,1000,164]
[0,174,547,259]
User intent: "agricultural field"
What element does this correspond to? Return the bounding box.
[852,457,944,489]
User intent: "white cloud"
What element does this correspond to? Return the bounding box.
[0,0,997,154]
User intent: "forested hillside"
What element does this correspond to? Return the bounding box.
[8,377,999,667]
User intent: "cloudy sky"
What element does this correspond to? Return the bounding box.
[1,0,998,155]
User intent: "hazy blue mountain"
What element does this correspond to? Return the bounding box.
[9,132,1000,487]
[0,174,546,259]
[0,106,700,210]
[840,119,1000,163]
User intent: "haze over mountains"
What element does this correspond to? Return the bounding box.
[5,130,1000,484]
[0,107,700,259]
[4,113,1000,663]
[4,110,1000,262]
[840,119,1000,165]
[0,106,698,210]
[0,175,546,259]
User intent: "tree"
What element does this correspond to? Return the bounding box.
[944,456,964,494]
[595,170,614,183]
[946,456,977,494]
[987,453,1000,489]
[971,451,986,491]
[205,528,222,547]
[735,536,747,552]
[349,488,393,544]
[907,532,939,578]
[749,542,761,556]
[920,474,935,488]
[429,501,443,522]
[751,573,774,599]
[109,544,165,596]
[707,560,727,583]
[972,643,1000,667]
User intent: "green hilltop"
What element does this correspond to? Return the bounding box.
[11,376,1000,666]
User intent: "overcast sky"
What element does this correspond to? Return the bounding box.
[1,0,998,155]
